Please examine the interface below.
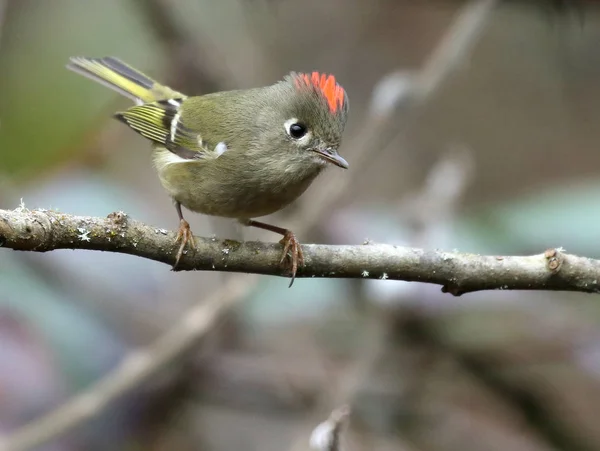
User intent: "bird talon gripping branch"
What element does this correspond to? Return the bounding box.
[67,57,349,285]
[279,230,305,287]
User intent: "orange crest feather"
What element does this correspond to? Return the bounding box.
[295,72,345,113]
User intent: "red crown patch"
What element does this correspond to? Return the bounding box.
[295,72,345,113]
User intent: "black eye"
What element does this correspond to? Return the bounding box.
[288,123,307,139]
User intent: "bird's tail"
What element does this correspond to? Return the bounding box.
[67,56,186,104]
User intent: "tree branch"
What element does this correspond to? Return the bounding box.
[1,207,599,296]
[1,269,259,451]
[132,0,223,93]
[309,405,351,451]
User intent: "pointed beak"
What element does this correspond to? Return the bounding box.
[312,147,349,169]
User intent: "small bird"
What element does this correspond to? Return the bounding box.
[67,57,349,285]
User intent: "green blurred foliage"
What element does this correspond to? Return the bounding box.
[0,0,159,179]
[458,179,600,257]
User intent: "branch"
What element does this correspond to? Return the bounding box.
[309,405,351,451]
[289,3,499,450]
[1,268,258,451]
[1,208,600,296]
[132,0,224,93]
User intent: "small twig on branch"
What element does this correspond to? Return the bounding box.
[1,207,600,296]
[309,405,351,451]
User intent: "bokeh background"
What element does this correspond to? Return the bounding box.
[2,0,600,450]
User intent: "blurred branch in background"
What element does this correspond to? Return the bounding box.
[399,145,475,247]
[131,0,223,93]
[11,0,600,450]
[396,310,596,451]
[309,405,351,451]
[303,0,498,223]
[282,2,498,449]
[2,207,598,295]
[0,2,507,449]
[0,270,260,451]
[286,147,476,451]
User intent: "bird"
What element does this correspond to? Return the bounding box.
[67,57,349,286]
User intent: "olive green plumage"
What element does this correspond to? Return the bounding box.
[67,56,349,280]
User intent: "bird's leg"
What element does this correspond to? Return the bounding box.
[245,219,304,287]
[173,201,196,268]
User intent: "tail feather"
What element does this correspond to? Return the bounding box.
[67,56,185,104]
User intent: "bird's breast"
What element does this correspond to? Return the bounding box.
[153,148,324,219]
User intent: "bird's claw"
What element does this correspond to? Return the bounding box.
[279,230,305,287]
[173,219,196,268]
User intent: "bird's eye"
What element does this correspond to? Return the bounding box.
[288,123,307,139]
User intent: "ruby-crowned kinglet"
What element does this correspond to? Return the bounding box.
[67,57,349,285]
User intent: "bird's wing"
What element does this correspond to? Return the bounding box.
[115,99,220,160]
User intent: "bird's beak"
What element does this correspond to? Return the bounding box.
[312,147,349,169]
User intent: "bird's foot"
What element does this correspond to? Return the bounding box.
[173,219,196,268]
[279,230,305,287]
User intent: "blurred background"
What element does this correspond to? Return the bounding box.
[2,0,600,450]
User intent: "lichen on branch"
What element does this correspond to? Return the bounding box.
[1,208,599,296]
